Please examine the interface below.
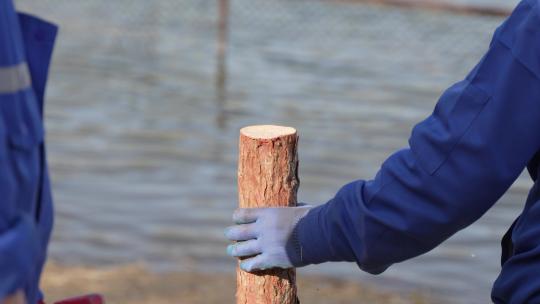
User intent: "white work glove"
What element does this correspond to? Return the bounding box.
[225,205,312,272]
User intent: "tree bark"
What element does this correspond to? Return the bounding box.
[237,125,299,304]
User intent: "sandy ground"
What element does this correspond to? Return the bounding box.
[41,263,431,304]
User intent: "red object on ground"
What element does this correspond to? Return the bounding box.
[49,294,105,304]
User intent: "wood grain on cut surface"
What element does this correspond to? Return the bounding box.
[237,125,299,304]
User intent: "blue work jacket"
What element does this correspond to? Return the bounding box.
[296,0,540,302]
[0,1,56,303]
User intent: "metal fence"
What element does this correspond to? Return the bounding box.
[16,0,510,78]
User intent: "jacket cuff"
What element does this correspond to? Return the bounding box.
[0,215,39,298]
[296,204,334,265]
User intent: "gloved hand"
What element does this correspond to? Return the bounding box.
[225,205,312,272]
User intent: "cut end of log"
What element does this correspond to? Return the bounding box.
[240,125,296,140]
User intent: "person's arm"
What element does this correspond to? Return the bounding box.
[226,0,540,273]
[296,0,540,273]
[0,1,41,301]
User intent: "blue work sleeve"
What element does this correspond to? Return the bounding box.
[0,0,42,298]
[0,215,39,298]
[296,0,540,274]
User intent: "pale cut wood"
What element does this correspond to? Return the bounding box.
[237,125,299,304]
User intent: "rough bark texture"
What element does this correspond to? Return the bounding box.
[237,125,299,304]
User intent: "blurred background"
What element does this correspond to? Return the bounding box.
[15,0,525,303]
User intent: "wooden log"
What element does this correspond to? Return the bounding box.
[237,125,299,304]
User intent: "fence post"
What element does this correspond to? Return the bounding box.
[216,0,229,128]
[237,125,300,304]
[217,0,229,73]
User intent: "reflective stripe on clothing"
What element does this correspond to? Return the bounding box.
[0,62,31,94]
